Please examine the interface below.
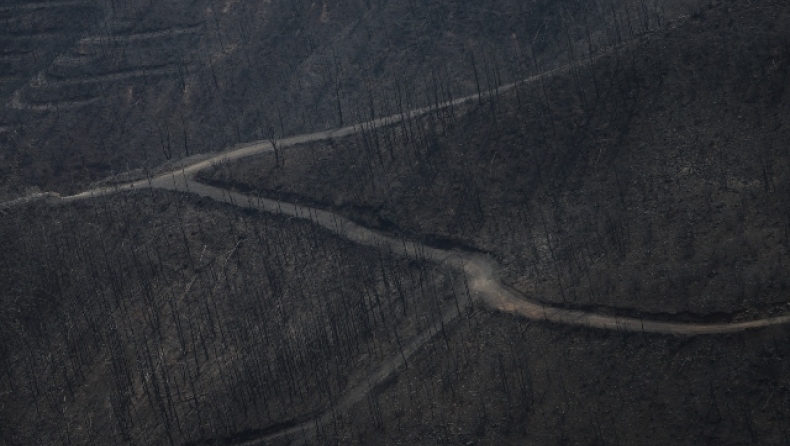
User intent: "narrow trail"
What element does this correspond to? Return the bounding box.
[221,291,470,446]
[10,87,100,110]
[43,67,181,86]
[75,25,203,45]
[10,66,178,110]
[0,1,87,12]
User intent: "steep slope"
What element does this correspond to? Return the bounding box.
[0,190,460,445]
[3,1,790,445]
[324,311,790,446]
[1,0,691,195]
[200,0,790,315]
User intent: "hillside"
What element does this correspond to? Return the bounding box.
[0,0,691,196]
[0,190,461,445]
[200,0,790,316]
[2,0,790,445]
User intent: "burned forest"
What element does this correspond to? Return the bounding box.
[2,0,790,445]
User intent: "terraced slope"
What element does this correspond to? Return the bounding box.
[1,0,692,196]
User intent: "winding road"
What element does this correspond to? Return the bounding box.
[18,55,790,337]
[5,52,790,444]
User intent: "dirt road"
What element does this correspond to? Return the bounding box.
[3,53,778,445]
[44,57,790,337]
[131,177,790,445]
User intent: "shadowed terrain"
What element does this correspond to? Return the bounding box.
[2,0,790,445]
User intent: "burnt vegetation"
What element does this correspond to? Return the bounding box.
[0,190,461,445]
[2,0,682,195]
[2,0,790,445]
[202,0,790,316]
